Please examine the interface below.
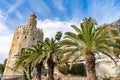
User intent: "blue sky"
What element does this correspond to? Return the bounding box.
[0,0,120,63]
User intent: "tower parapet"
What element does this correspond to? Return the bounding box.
[14,24,43,41]
[3,13,43,79]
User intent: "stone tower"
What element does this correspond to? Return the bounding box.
[3,13,43,79]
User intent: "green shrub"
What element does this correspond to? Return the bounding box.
[0,64,5,74]
[58,63,86,76]
[58,65,69,75]
[70,63,85,75]
[103,78,110,80]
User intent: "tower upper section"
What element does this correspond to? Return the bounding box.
[27,13,37,28]
[14,13,43,41]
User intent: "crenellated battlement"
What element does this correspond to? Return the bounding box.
[14,24,43,38]
[14,12,42,37]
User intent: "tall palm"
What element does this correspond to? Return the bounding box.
[13,41,45,80]
[60,18,119,80]
[44,32,62,80]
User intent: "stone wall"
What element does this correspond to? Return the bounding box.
[55,77,120,80]
[40,76,120,80]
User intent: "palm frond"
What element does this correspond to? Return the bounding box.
[64,32,78,40]
[71,25,81,33]
[60,52,72,64]
[102,52,117,65]
[61,40,78,46]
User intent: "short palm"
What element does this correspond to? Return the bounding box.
[13,42,45,80]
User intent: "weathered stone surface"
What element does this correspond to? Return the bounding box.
[3,13,43,79]
[96,60,120,78]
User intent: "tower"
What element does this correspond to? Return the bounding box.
[3,13,43,79]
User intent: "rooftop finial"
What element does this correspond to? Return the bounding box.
[30,12,36,19]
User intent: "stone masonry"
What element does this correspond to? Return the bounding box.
[3,13,43,79]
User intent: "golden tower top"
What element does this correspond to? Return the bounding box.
[27,13,37,28]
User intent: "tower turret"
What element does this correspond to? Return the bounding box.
[27,13,37,28]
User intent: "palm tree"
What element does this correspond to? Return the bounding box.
[26,42,46,80]
[0,59,7,74]
[55,31,62,41]
[60,18,119,80]
[108,29,120,59]
[43,32,62,80]
[13,51,31,80]
[13,41,45,80]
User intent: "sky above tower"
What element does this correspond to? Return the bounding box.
[0,0,120,63]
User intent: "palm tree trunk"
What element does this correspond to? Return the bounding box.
[85,52,97,80]
[28,64,32,79]
[47,57,54,80]
[23,72,28,80]
[36,62,42,80]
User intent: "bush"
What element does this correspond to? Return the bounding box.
[58,63,86,76]
[103,78,110,80]
[58,65,69,75]
[0,64,5,74]
[70,63,85,75]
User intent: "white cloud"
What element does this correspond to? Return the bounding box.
[0,21,13,63]
[29,0,51,16]
[0,34,13,63]
[88,0,120,24]
[0,10,10,34]
[52,0,65,11]
[0,0,23,25]
[0,11,5,19]
[0,10,7,23]
[6,0,23,14]
[16,11,23,20]
[37,19,79,39]
[0,10,13,63]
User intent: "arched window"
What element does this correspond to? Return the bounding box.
[25,36,27,39]
[33,38,35,40]
[17,36,19,39]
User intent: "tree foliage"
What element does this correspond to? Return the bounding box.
[58,63,86,76]
[60,18,120,80]
[0,59,7,74]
